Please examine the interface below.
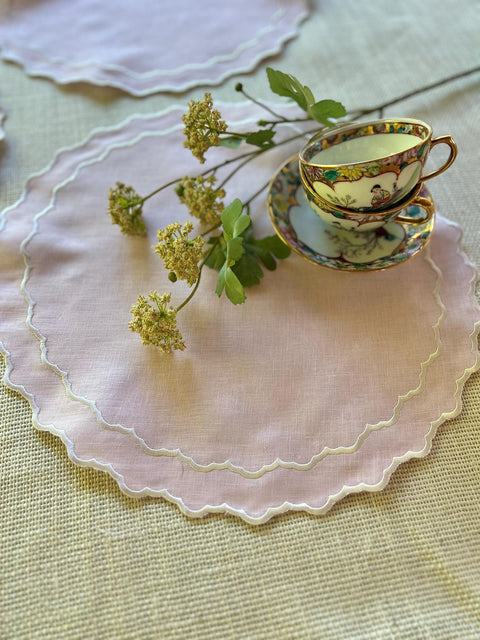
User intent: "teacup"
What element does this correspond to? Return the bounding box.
[300,163,435,232]
[299,118,457,211]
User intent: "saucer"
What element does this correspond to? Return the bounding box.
[267,156,436,272]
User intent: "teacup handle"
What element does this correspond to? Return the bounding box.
[419,135,457,183]
[395,196,434,225]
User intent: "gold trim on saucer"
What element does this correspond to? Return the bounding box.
[267,154,437,273]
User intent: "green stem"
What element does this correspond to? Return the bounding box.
[175,240,220,313]
[221,130,250,138]
[349,65,480,119]
[142,149,261,203]
[217,149,263,190]
[175,271,203,313]
[202,148,259,173]
[244,180,270,207]
[142,67,479,206]
[201,221,222,236]
[238,86,289,121]
[239,67,480,216]
[220,128,319,183]
[255,116,311,126]
[141,177,180,202]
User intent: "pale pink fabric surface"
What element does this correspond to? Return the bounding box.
[1,105,479,523]
[0,0,309,94]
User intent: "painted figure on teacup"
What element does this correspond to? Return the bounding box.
[306,192,398,232]
[299,118,457,212]
[302,156,422,211]
[300,164,434,233]
[370,184,392,207]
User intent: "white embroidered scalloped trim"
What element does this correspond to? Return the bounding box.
[1,110,479,524]
[14,113,450,479]
[0,3,309,95]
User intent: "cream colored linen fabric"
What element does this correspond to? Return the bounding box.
[1,0,479,637]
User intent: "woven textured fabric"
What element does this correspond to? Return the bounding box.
[1,0,480,637]
[2,356,480,639]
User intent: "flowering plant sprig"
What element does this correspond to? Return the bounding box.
[154,221,204,287]
[182,92,228,163]
[129,292,185,354]
[108,183,146,236]
[106,68,347,351]
[107,65,478,351]
[175,175,225,226]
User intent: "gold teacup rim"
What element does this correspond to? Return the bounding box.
[267,155,436,274]
[299,162,428,216]
[298,117,433,169]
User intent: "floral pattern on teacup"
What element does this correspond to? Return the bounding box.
[301,120,430,210]
[325,225,402,262]
[305,187,400,230]
[268,156,435,272]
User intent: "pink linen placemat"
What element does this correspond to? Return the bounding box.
[1,105,479,523]
[0,0,309,94]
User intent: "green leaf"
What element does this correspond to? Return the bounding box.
[266,67,313,112]
[253,234,291,259]
[254,247,277,271]
[212,224,290,298]
[204,241,226,271]
[224,267,246,305]
[233,213,251,238]
[226,236,245,262]
[231,254,264,288]
[267,68,347,126]
[245,129,276,148]
[307,99,347,126]
[242,229,291,271]
[215,263,227,297]
[302,85,315,108]
[221,198,243,239]
[218,136,243,149]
